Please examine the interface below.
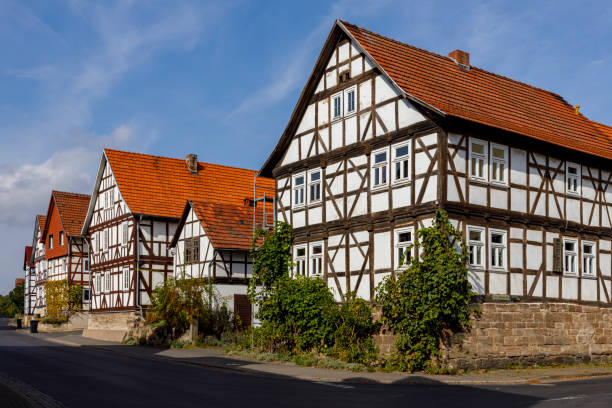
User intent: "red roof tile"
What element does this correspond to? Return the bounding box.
[52,191,91,237]
[341,21,612,159]
[105,149,274,220]
[36,215,46,231]
[191,201,258,250]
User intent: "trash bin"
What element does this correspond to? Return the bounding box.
[16,318,22,329]
[30,320,38,333]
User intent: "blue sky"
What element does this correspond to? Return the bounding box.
[1,0,611,294]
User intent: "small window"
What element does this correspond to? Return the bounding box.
[582,242,595,276]
[294,246,306,276]
[49,235,54,249]
[563,239,578,275]
[310,242,323,276]
[332,92,343,120]
[392,143,410,183]
[60,231,65,246]
[123,269,130,290]
[371,148,388,189]
[468,227,484,267]
[122,223,129,246]
[293,173,306,207]
[470,139,488,181]
[489,230,507,270]
[83,259,90,272]
[82,287,90,303]
[105,272,111,293]
[567,164,580,195]
[104,229,109,251]
[490,144,507,185]
[344,86,356,114]
[184,238,199,264]
[308,170,322,204]
[395,227,414,268]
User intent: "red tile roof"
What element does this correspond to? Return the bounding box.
[341,21,612,159]
[36,215,46,232]
[191,201,258,250]
[24,246,33,268]
[105,149,274,219]
[52,191,91,237]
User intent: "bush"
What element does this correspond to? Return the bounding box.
[257,275,336,352]
[376,209,473,371]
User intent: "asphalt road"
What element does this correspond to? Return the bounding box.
[0,320,611,407]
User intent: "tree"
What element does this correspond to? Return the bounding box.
[0,282,25,317]
[376,209,473,371]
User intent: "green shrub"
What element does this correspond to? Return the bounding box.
[376,209,473,371]
[257,275,336,352]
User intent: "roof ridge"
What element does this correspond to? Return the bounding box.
[340,20,574,109]
[104,148,267,175]
[52,190,91,197]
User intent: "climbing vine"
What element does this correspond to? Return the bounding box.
[376,209,474,371]
[44,280,82,320]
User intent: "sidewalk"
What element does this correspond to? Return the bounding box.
[16,329,612,385]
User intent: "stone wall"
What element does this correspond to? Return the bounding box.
[83,311,143,342]
[375,302,612,369]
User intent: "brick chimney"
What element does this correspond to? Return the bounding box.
[185,154,198,174]
[449,50,470,70]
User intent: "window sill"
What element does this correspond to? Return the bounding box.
[566,192,581,198]
[562,273,579,278]
[489,268,508,273]
[581,275,597,280]
[468,178,488,187]
[490,182,510,189]
[292,205,306,210]
[392,179,411,188]
[371,185,388,193]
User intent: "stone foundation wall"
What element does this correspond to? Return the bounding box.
[37,312,89,332]
[375,302,612,369]
[83,311,143,342]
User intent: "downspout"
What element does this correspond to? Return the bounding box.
[85,238,91,315]
[67,236,71,316]
[136,215,143,316]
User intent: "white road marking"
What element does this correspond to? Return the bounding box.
[314,381,355,389]
[542,395,585,402]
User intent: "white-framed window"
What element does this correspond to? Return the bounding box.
[83,259,89,272]
[105,272,111,293]
[469,138,488,181]
[310,242,323,276]
[563,238,578,275]
[49,234,54,249]
[60,231,65,246]
[293,173,306,207]
[566,163,580,195]
[582,241,596,276]
[467,227,484,267]
[82,287,90,303]
[96,275,102,293]
[489,229,507,270]
[104,229,109,251]
[343,86,356,115]
[371,148,388,189]
[62,259,67,274]
[392,143,410,183]
[332,92,343,120]
[394,227,414,269]
[122,268,130,290]
[294,245,306,276]
[308,169,322,204]
[490,144,508,185]
[122,223,129,247]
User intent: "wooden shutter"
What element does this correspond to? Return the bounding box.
[553,238,563,273]
[234,294,252,328]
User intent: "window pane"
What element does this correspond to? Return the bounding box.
[471,143,484,154]
[395,162,401,179]
[469,230,481,241]
[565,242,575,252]
[312,245,322,255]
[478,159,483,177]
[398,232,411,243]
[403,160,408,178]
[295,176,304,185]
[375,152,387,163]
[381,165,387,184]
[297,248,305,257]
[310,171,320,181]
[492,147,505,159]
[584,244,593,254]
[568,166,577,175]
[491,233,503,244]
[396,145,408,157]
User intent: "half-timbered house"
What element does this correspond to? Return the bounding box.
[260,20,612,305]
[30,214,47,316]
[170,199,272,327]
[23,246,35,316]
[81,149,272,338]
[41,191,92,311]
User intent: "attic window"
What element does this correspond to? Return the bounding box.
[338,71,350,83]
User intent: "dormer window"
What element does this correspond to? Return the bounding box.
[49,235,54,249]
[338,71,350,83]
[59,231,65,246]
